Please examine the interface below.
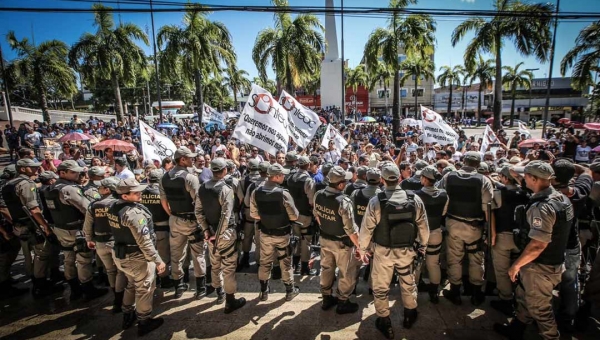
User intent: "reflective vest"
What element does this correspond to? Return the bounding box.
[2,177,35,224]
[44,182,85,230]
[344,181,367,197]
[161,170,195,216]
[141,185,169,231]
[314,190,346,238]
[373,191,418,248]
[495,187,530,233]
[401,176,423,191]
[446,172,484,221]
[91,197,117,242]
[254,186,290,231]
[352,187,373,228]
[287,172,312,216]
[198,181,233,228]
[414,189,447,231]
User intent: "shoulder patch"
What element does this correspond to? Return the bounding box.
[138,218,147,226]
[31,187,36,192]
[140,226,149,235]
[532,217,542,229]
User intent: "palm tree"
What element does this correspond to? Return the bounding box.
[502,62,533,127]
[368,61,394,115]
[451,0,553,130]
[399,55,434,119]
[203,77,229,112]
[345,64,370,113]
[467,55,495,125]
[561,21,600,90]
[364,0,435,131]
[224,66,251,111]
[252,77,277,95]
[7,32,77,123]
[436,65,463,118]
[253,0,324,95]
[158,3,235,124]
[69,4,148,122]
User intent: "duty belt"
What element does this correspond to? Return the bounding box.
[94,233,113,243]
[172,212,195,220]
[154,221,169,232]
[320,231,353,247]
[55,220,84,231]
[447,215,483,226]
[260,225,291,236]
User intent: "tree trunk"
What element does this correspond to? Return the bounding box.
[509,85,516,127]
[71,95,75,110]
[477,87,482,126]
[233,86,239,112]
[414,80,418,119]
[38,88,50,124]
[112,74,124,123]
[493,32,503,131]
[285,64,294,96]
[461,87,466,118]
[392,71,400,133]
[447,85,453,118]
[195,69,204,125]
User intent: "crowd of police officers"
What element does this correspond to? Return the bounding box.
[0,145,599,340]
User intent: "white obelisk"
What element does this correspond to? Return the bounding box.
[320,0,343,110]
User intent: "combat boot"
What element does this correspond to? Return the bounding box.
[336,299,359,314]
[205,265,212,283]
[300,262,317,276]
[284,284,300,301]
[122,311,137,330]
[67,278,83,300]
[403,308,418,329]
[95,266,109,286]
[493,318,527,340]
[224,293,246,314]
[50,267,65,284]
[259,280,269,301]
[31,278,52,299]
[183,267,190,284]
[173,278,189,299]
[490,299,514,316]
[82,281,109,301]
[293,256,301,275]
[194,276,209,299]
[159,276,174,289]
[375,316,394,339]
[137,317,164,337]
[216,287,225,304]
[0,280,28,300]
[428,283,439,304]
[271,265,282,280]
[321,294,338,310]
[363,263,371,281]
[471,285,485,306]
[237,253,250,272]
[112,289,124,314]
[442,283,462,305]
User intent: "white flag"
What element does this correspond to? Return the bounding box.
[232,84,289,155]
[139,120,177,162]
[203,103,225,126]
[518,122,531,137]
[321,124,348,151]
[420,106,458,145]
[480,125,498,154]
[279,90,322,148]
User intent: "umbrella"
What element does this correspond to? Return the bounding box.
[92,139,136,152]
[518,138,548,148]
[58,132,91,143]
[402,118,418,126]
[486,117,494,124]
[593,145,600,152]
[584,123,600,131]
[157,123,178,129]
[558,118,571,124]
[360,116,377,123]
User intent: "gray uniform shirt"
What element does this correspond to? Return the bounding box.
[195,178,235,237]
[527,186,572,244]
[119,201,162,265]
[56,178,90,215]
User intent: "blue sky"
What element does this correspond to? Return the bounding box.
[1,0,599,83]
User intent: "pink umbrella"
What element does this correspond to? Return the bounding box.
[486,117,494,124]
[584,123,600,131]
[57,132,91,143]
[593,145,600,152]
[92,139,136,152]
[518,138,548,148]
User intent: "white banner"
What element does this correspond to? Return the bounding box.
[321,124,348,151]
[139,120,177,161]
[232,84,289,155]
[518,122,531,137]
[420,106,458,145]
[480,125,498,154]
[203,103,225,126]
[279,90,322,148]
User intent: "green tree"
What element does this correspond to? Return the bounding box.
[158,3,235,124]
[203,77,230,112]
[368,61,394,114]
[69,4,148,122]
[6,32,77,123]
[224,66,251,111]
[252,76,277,95]
[451,0,553,130]
[436,65,463,118]
[345,64,370,112]
[364,0,435,131]
[561,21,600,90]
[252,0,324,94]
[467,55,495,125]
[399,55,434,119]
[502,62,533,127]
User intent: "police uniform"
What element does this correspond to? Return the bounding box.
[400,160,428,191]
[159,147,206,297]
[360,163,429,336]
[238,159,261,269]
[243,161,271,268]
[344,166,368,197]
[82,166,105,202]
[38,171,63,283]
[437,151,493,305]
[250,163,301,301]
[196,158,246,312]
[313,166,360,314]
[287,156,317,275]
[82,176,126,312]
[281,151,299,189]
[109,178,164,336]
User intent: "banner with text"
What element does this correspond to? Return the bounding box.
[420,106,459,145]
[140,120,177,161]
[279,90,322,148]
[203,103,225,126]
[232,84,289,155]
[480,125,498,154]
[321,124,348,151]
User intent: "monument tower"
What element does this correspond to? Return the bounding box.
[320,0,343,110]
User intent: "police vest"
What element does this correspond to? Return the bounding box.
[44,183,85,230]
[446,172,484,221]
[282,167,297,189]
[353,188,373,228]
[496,187,530,233]
[108,202,138,247]
[39,185,54,224]
[161,170,195,216]
[315,181,327,193]
[344,181,367,197]
[254,186,291,231]
[401,176,423,191]
[314,190,347,239]
[373,191,418,248]
[224,176,241,213]
[83,183,100,202]
[2,177,35,224]
[91,197,117,242]
[287,172,312,216]
[243,175,253,196]
[198,181,234,228]
[414,189,447,231]
[141,185,170,231]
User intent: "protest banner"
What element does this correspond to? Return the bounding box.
[480,125,498,154]
[321,124,348,151]
[140,120,177,161]
[203,103,226,126]
[518,122,532,137]
[279,90,322,148]
[232,84,289,155]
[420,106,458,145]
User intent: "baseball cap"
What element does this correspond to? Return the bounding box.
[39,171,59,181]
[226,159,236,170]
[499,165,520,183]
[590,160,600,173]
[285,151,298,162]
[17,158,42,168]
[268,163,290,176]
[442,165,456,176]
[57,160,83,172]
[381,163,400,181]
[148,169,164,182]
[248,159,260,171]
[327,166,352,184]
[366,169,381,184]
[356,166,369,178]
[338,157,350,165]
[414,160,428,171]
[321,162,334,176]
[2,164,17,177]
[258,161,271,173]
[174,146,197,159]
[100,176,120,191]
[464,151,482,162]
[420,166,438,181]
[477,162,490,174]
[210,158,227,172]
[115,178,147,194]
[298,156,310,166]
[88,166,105,177]
[509,156,522,164]
[552,159,575,184]
[513,161,555,180]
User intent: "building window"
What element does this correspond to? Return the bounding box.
[377,89,390,98]
[411,88,424,97]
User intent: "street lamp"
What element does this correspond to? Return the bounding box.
[526,68,539,122]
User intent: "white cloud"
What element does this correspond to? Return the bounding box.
[461,0,476,3]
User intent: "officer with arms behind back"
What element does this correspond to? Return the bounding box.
[243,161,271,271]
[494,161,573,340]
[238,158,261,271]
[109,178,166,336]
[359,163,429,339]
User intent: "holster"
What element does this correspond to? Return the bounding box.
[74,236,91,253]
[187,228,205,244]
[114,244,127,259]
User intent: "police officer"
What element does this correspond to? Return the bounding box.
[313,166,360,314]
[83,176,126,312]
[44,160,108,300]
[109,178,165,336]
[413,166,448,304]
[244,161,271,271]
[159,146,206,298]
[282,151,298,188]
[401,160,427,191]
[490,165,530,316]
[224,159,244,226]
[494,162,573,340]
[344,166,368,196]
[142,169,172,288]
[238,159,261,270]
[437,151,493,306]
[196,158,247,313]
[359,163,429,338]
[38,171,63,283]
[250,163,301,302]
[287,156,317,275]
[2,160,55,297]
[83,166,106,202]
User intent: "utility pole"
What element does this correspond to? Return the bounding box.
[0,44,13,127]
[542,0,560,137]
[340,0,345,122]
[525,68,540,122]
[149,0,163,122]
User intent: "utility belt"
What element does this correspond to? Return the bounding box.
[172,212,196,220]
[14,222,46,245]
[154,221,170,232]
[54,220,84,231]
[187,228,206,244]
[94,233,113,243]
[215,241,237,259]
[260,224,291,237]
[320,231,353,248]
[59,235,91,253]
[447,215,484,227]
[114,243,141,259]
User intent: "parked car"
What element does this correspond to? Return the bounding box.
[534,120,556,128]
[502,119,527,126]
